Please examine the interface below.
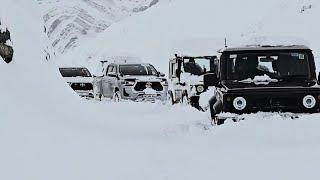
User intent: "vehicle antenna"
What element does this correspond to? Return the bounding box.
[224,38,228,48]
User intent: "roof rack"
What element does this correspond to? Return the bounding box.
[220,44,311,52]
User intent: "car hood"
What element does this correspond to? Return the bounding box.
[123,75,164,82]
[63,77,94,83]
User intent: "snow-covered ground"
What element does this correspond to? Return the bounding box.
[1,0,320,180]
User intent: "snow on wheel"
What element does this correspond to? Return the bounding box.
[212,116,225,126]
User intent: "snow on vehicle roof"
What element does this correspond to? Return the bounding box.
[221,45,311,52]
[59,67,89,69]
[109,56,142,64]
[176,55,217,58]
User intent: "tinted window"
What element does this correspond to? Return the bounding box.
[225,52,311,81]
[59,68,92,77]
[119,64,158,76]
[106,66,113,74]
[183,57,215,75]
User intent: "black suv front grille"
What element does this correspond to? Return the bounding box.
[252,97,299,110]
[70,83,93,91]
[134,82,163,91]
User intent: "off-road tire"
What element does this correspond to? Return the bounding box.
[212,116,226,126]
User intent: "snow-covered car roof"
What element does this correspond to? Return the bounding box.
[109,56,142,64]
[177,55,217,58]
[221,45,311,52]
[59,67,89,69]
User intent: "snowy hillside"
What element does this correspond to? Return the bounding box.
[2,0,320,180]
[38,0,159,54]
[61,0,320,72]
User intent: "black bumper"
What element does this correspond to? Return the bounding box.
[212,87,320,115]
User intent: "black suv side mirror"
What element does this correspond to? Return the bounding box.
[318,72,320,84]
[158,72,165,77]
[204,73,219,87]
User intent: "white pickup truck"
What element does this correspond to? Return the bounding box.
[59,67,94,98]
[93,61,168,102]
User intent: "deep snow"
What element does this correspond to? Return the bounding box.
[1,0,320,180]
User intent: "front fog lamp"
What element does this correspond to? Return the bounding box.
[196,85,204,93]
[303,95,316,109]
[124,81,135,86]
[233,97,247,111]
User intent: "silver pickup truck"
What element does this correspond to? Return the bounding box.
[93,62,168,102]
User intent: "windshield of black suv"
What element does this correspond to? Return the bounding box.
[225,51,311,82]
[59,68,92,77]
[119,64,158,76]
[183,57,215,76]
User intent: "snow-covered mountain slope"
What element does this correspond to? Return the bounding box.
[61,0,320,73]
[38,0,159,54]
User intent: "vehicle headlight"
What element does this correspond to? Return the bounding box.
[161,79,168,85]
[303,95,316,109]
[123,80,135,86]
[233,97,247,111]
[196,85,204,93]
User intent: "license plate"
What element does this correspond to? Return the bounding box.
[144,94,157,98]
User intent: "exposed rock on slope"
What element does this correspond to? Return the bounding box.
[38,0,159,54]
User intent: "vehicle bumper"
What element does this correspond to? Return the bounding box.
[121,85,168,101]
[75,90,94,98]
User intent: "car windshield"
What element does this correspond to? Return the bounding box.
[183,57,215,76]
[59,68,92,77]
[226,51,311,82]
[119,64,158,76]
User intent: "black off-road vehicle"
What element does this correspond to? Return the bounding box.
[207,45,320,125]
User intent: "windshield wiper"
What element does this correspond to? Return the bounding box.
[234,75,279,85]
[235,79,278,84]
[278,75,309,82]
[280,75,308,79]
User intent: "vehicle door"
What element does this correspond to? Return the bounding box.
[102,65,116,98]
[109,65,119,92]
